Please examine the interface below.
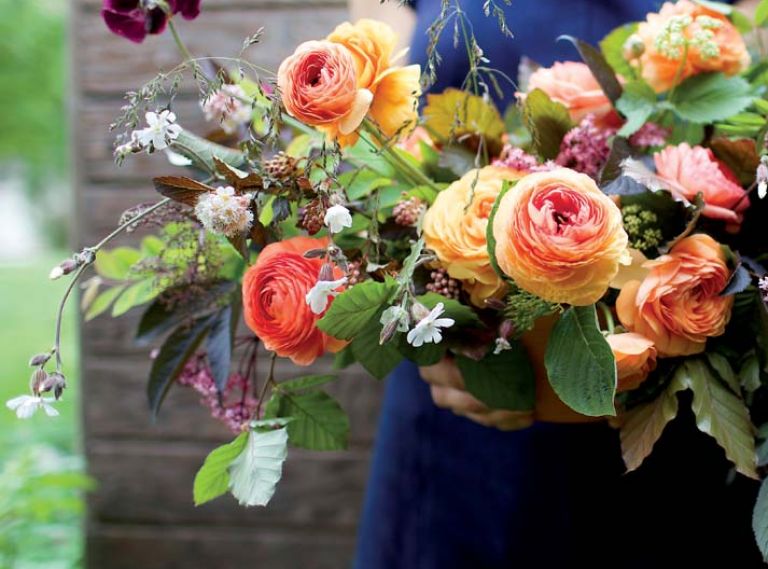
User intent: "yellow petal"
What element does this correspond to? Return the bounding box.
[610,248,650,290]
[338,88,373,135]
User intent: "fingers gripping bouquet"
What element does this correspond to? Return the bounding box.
[11,0,768,556]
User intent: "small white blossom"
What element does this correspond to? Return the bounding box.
[6,395,59,420]
[201,84,253,134]
[493,337,512,355]
[305,277,347,314]
[134,110,182,151]
[380,305,410,333]
[406,302,455,348]
[324,204,353,234]
[195,186,254,237]
[757,161,768,200]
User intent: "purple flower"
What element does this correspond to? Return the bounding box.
[555,114,615,179]
[102,0,201,43]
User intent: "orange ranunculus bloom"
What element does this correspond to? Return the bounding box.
[637,0,750,92]
[242,236,347,366]
[277,41,371,140]
[654,142,749,231]
[423,166,525,306]
[525,61,615,124]
[606,333,657,392]
[327,19,421,144]
[616,234,734,357]
[492,168,629,306]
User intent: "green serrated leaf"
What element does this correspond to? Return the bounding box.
[229,428,288,507]
[600,23,639,79]
[620,387,680,472]
[616,80,657,137]
[457,343,536,411]
[757,0,768,26]
[672,359,757,479]
[397,335,446,366]
[270,389,349,451]
[486,180,513,279]
[193,433,248,506]
[84,285,127,321]
[277,374,336,393]
[416,293,482,328]
[741,354,762,393]
[545,306,617,417]
[339,169,393,201]
[669,73,753,124]
[424,88,505,142]
[111,279,158,317]
[350,312,403,380]
[523,89,573,160]
[753,478,768,562]
[94,247,141,281]
[706,352,740,394]
[173,129,246,171]
[317,279,397,340]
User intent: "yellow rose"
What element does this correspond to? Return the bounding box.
[492,168,629,306]
[423,166,525,306]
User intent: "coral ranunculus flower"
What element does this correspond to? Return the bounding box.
[277,41,371,142]
[606,333,657,392]
[525,62,614,124]
[654,142,749,231]
[616,234,734,357]
[327,19,421,144]
[637,0,750,92]
[242,236,347,366]
[492,168,629,306]
[423,166,525,306]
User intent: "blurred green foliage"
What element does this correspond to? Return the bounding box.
[0,0,67,190]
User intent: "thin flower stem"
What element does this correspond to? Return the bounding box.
[598,302,616,335]
[168,19,194,64]
[255,352,278,418]
[53,264,87,371]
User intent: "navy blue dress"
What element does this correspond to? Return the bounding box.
[355,2,762,567]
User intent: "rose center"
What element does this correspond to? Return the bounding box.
[533,186,585,234]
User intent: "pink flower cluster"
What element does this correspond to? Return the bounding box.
[629,123,670,149]
[177,355,258,433]
[555,114,614,178]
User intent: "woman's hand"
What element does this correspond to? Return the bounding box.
[419,358,534,431]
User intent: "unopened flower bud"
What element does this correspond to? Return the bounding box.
[484,297,507,311]
[622,34,645,60]
[41,372,67,400]
[499,319,516,340]
[379,318,400,345]
[411,302,431,322]
[29,352,51,367]
[303,248,327,259]
[49,258,78,280]
[29,368,48,395]
[318,262,334,282]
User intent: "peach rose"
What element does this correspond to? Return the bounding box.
[526,62,614,124]
[277,40,373,143]
[637,0,750,92]
[654,143,749,231]
[327,19,421,144]
[616,234,734,357]
[242,236,346,366]
[492,168,629,306]
[606,333,657,392]
[423,166,525,306]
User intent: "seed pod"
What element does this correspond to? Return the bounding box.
[29,368,48,395]
[42,372,67,400]
[29,352,51,367]
[379,318,400,345]
[410,302,430,322]
[318,263,334,282]
[303,248,327,259]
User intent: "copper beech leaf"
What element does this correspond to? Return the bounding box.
[523,89,573,160]
[620,387,680,472]
[423,88,505,142]
[753,477,768,562]
[152,176,214,206]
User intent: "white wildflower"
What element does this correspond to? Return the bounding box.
[201,84,253,134]
[195,186,254,237]
[6,395,59,420]
[493,337,512,355]
[305,277,347,315]
[406,302,455,348]
[134,110,182,151]
[323,204,353,234]
[757,161,768,199]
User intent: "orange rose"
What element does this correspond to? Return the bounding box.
[526,62,614,124]
[616,234,734,357]
[423,166,525,306]
[654,142,749,231]
[242,236,346,366]
[277,41,372,141]
[606,333,657,392]
[492,168,629,306]
[637,0,750,92]
[327,19,421,144]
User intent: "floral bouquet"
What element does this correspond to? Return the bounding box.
[10,0,768,557]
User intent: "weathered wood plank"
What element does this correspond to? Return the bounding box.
[87,439,370,527]
[75,7,348,95]
[88,524,355,569]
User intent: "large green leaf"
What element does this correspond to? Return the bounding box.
[620,388,680,472]
[173,129,246,171]
[423,88,505,142]
[672,359,757,479]
[277,374,336,392]
[397,335,446,366]
[544,305,617,417]
[416,293,482,328]
[84,285,127,321]
[147,315,213,418]
[267,389,349,451]
[758,0,768,26]
[111,279,158,317]
[317,279,397,340]
[523,89,573,160]
[616,80,657,137]
[669,73,753,124]
[599,23,639,79]
[457,344,536,412]
[193,432,248,506]
[486,181,513,279]
[228,428,288,507]
[94,247,141,281]
[350,314,403,380]
[339,169,393,201]
[753,477,768,562]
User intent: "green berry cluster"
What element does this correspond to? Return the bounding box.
[621,204,663,251]
[503,288,557,337]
